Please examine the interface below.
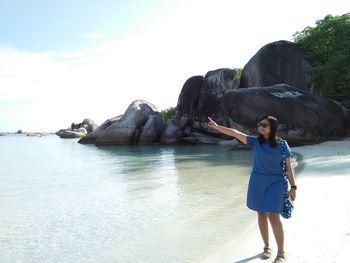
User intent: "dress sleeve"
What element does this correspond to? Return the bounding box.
[284,140,293,157]
[246,135,256,148]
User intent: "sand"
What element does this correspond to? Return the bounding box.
[203,138,350,263]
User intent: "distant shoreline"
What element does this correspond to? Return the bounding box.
[0,132,56,135]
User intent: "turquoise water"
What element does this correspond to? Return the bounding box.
[0,134,256,263]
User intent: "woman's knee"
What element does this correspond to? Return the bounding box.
[267,213,283,226]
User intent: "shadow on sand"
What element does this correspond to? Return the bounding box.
[232,253,263,262]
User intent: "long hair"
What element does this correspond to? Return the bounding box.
[257,115,281,148]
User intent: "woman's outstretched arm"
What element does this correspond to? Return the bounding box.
[207,117,249,145]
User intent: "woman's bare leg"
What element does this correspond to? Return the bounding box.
[267,212,284,255]
[258,212,269,248]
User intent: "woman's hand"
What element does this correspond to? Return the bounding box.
[288,189,296,201]
[208,117,218,129]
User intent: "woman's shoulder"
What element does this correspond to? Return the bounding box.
[277,137,287,145]
[277,138,292,151]
[277,137,293,156]
[277,137,283,142]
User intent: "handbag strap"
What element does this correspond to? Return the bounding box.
[280,139,288,178]
[280,139,287,160]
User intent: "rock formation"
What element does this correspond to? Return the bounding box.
[68,40,350,147]
[78,100,163,145]
[56,128,87,138]
[223,84,349,145]
[27,132,43,137]
[172,68,240,144]
[71,118,98,133]
[174,78,349,146]
[56,118,98,139]
[159,119,182,145]
[239,40,312,91]
[171,41,349,146]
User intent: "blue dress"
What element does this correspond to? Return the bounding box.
[246,135,293,213]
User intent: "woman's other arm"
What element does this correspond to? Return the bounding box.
[286,157,296,201]
[207,117,249,145]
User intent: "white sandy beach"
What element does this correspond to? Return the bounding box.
[203,138,350,263]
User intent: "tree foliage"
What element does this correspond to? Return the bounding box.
[160,107,176,120]
[293,13,350,110]
[233,67,242,83]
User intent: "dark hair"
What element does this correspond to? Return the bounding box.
[257,115,281,148]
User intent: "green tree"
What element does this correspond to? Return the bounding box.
[293,13,350,110]
[233,67,242,83]
[160,107,176,121]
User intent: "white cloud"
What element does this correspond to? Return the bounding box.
[0,0,349,132]
[84,32,105,40]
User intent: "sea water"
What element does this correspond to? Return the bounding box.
[0,134,256,263]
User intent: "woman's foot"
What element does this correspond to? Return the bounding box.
[273,251,285,263]
[261,246,272,259]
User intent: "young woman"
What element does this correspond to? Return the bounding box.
[207,115,296,263]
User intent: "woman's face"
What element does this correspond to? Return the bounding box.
[257,119,271,136]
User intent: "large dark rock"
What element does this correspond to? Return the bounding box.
[139,114,164,144]
[175,75,203,120]
[196,68,239,126]
[175,68,240,133]
[175,72,349,146]
[77,116,122,144]
[78,100,163,145]
[223,84,350,145]
[239,40,312,91]
[159,119,182,145]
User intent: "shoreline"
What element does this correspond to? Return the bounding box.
[203,138,350,263]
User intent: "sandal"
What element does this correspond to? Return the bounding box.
[261,246,272,259]
[273,251,285,263]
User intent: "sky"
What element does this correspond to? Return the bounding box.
[0,0,349,132]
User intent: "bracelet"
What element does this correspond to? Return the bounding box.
[291,185,297,190]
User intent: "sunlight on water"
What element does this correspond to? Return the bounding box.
[0,134,255,263]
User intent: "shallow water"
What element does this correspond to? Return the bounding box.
[0,134,257,263]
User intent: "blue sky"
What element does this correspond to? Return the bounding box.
[0,0,349,132]
[0,0,171,51]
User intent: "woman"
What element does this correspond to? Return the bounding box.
[207,115,296,263]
